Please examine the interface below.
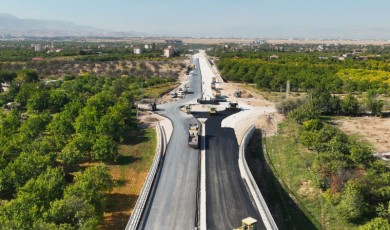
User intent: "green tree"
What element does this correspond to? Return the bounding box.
[359,218,390,230]
[15,69,39,84]
[92,135,119,162]
[365,91,384,116]
[44,196,99,229]
[27,90,50,112]
[341,94,360,116]
[64,166,113,215]
[338,180,368,222]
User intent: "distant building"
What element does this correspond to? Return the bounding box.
[144,44,150,49]
[269,54,279,60]
[34,44,42,51]
[164,46,175,58]
[134,47,142,55]
[319,56,328,60]
[165,40,183,45]
[342,53,353,58]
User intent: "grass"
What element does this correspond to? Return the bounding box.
[143,82,178,99]
[100,128,157,230]
[262,119,357,230]
[246,130,318,230]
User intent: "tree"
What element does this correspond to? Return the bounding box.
[49,90,69,113]
[15,69,39,84]
[341,94,360,116]
[43,196,99,229]
[349,143,374,166]
[365,91,384,116]
[0,167,64,229]
[338,180,368,222]
[27,91,50,112]
[64,166,113,215]
[92,135,119,162]
[359,218,390,230]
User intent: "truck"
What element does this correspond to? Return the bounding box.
[226,102,240,111]
[209,107,217,116]
[188,124,200,148]
[234,217,258,230]
[170,91,177,98]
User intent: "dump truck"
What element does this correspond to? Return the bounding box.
[188,124,199,148]
[234,217,257,230]
[209,107,217,116]
[226,102,240,111]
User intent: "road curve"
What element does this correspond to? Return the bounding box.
[138,56,202,230]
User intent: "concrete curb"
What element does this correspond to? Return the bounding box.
[125,123,165,230]
[239,125,278,230]
[199,121,207,230]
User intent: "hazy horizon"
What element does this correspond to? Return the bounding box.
[1,0,390,39]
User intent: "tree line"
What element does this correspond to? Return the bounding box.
[215,54,390,94]
[0,70,171,229]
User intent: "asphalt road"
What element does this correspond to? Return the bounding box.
[138,56,202,230]
[195,110,265,230]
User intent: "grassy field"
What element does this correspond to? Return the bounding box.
[262,120,357,230]
[100,128,157,230]
[143,82,179,99]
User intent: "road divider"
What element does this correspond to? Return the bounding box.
[239,124,278,230]
[198,119,207,230]
[125,123,165,230]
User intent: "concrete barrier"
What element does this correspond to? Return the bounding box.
[239,125,278,230]
[125,123,165,230]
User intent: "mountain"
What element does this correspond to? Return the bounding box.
[0,13,146,37]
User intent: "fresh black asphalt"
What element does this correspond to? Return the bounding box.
[195,110,265,230]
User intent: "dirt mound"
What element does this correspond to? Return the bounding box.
[241,91,253,98]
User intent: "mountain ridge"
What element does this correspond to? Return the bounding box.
[0,13,146,37]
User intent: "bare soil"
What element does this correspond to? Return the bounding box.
[334,116,390,153]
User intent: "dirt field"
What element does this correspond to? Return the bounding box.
[334,117,390,153]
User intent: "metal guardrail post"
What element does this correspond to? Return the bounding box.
[125,123,165,230]
[239,125,278,230]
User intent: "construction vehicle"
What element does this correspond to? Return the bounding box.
[234,90,242,98]
[209,107,217,116]
[177,88,185,98]
[226,102,240,111]
[213,89,221,97]
[184,104,192,114]
[211,82,216,90]
[170,91,177,98]
[188,124,199,149]
[234,217,257,230]
[149,102,157,111]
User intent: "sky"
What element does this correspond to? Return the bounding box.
[1,0,390,39]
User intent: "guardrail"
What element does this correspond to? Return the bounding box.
[125,123,165,230]
[239,124,278,230]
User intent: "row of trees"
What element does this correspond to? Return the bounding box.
[216,57,390,93]
[0,71,171,228]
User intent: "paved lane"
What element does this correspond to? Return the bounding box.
[139,56,202,230]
